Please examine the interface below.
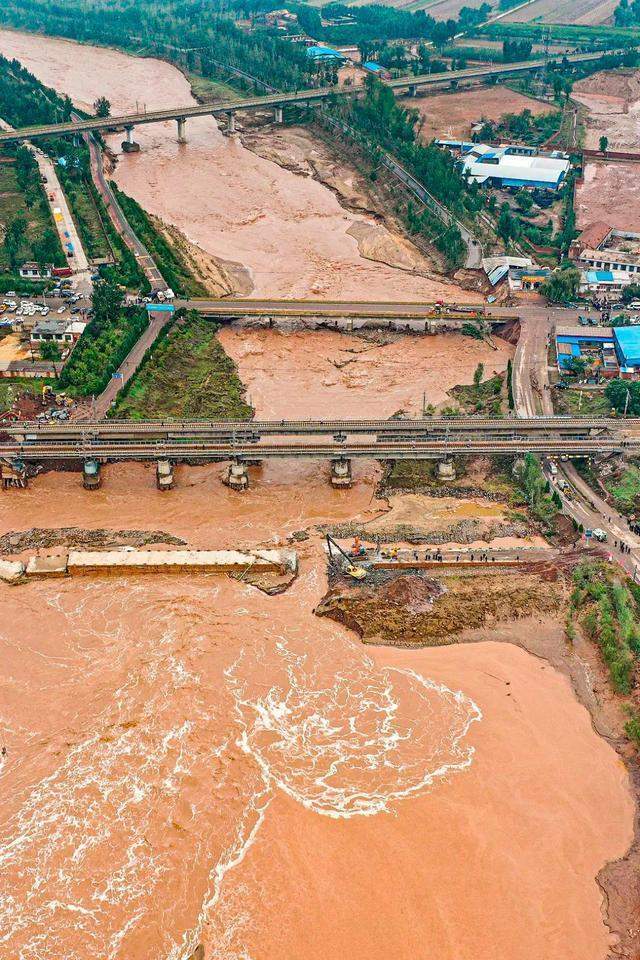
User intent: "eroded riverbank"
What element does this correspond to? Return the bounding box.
[0,28,476,301]
[0,24,637,960]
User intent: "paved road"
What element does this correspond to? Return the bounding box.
[514,305,640,577]
[184,298,514,322]
[0,118,92,295]
[93,311,174,417]
[79,120,166,292]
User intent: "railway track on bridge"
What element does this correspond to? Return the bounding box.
[1,439,633,460]
[4,416,635,439]
[2,418,637,461]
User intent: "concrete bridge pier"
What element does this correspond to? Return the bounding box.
[176,117,187,143]
[437,458,456,481]
[83,460,102,490]
[407,84,418,97]
[122,125,140,153]
[331,457,352,489]
[224,459,249,492]
[274,105,284,123]
[226,111,236,134]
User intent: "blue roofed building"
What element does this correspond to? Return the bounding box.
[614,327,640,374]
[362,61,390,78]
[555,326,618,376]
[457,143,570,191]
[305,45,345,61]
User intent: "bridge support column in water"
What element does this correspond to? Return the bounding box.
[176,116,187,143]
[274,105,283,124]
[226,111,236,134]
[223,459,249,492]
[121,124,140,153]
[330,457,352,489]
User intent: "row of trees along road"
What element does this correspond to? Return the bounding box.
[58,282,148,396]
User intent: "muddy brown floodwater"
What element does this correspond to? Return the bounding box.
[0,26,636,960]
[0,464,634,960]
[0,29,475,302]
[218,326,514,415]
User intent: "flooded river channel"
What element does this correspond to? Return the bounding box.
[0,27,635,960]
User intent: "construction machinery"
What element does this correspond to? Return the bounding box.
[326,534,367,580]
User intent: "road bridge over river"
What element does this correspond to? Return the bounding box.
[182,298,517,327]
[0,51,613,146]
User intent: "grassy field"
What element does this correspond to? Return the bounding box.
[59,173,112,262]
[604,464,640,516]
[481,21,640,43]
[450,372,505,415]
[553,387,612,416]
[188,74,238,102]
[113,313,253,420]
[0,376,54,413]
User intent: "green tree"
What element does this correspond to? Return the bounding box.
[3,215,28,269]
[497,203,519,246]
[32,227,60,268]
[40,340,62,377]
[473,362,484,389]
[541,267,580,303]
[94,96,111,117]
[605,379,640,415]
[599,135,609,153]
[515,189,533,214]
[564,356,590,378]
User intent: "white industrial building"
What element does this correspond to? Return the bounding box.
[457,144,571,191]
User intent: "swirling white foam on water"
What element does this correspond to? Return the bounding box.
[225,638,481,819]
[0,575,481,960]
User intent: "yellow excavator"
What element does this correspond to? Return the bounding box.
[326,534,367,580]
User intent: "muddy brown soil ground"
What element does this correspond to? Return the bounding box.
[413,85,554,142]
[573,70,640,231]
[572,69,640,150]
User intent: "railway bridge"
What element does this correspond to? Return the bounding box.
[2,416,637,491]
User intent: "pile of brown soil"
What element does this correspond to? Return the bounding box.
[316,571,564,647]
[378,574,445,613]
